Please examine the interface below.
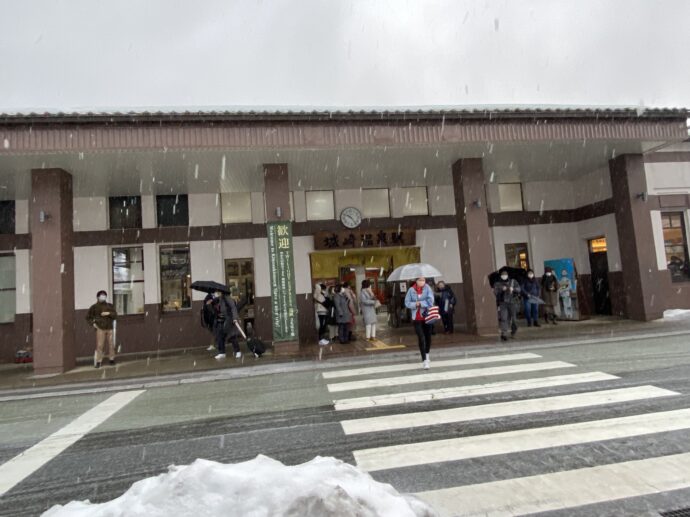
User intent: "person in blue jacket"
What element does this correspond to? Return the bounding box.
[521,269,541,327]
[405,276,436,370]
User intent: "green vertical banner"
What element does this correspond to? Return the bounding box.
[267,221,299,342]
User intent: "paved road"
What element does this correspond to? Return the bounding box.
[1,331,690,516]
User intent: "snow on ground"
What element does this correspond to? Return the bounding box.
[662,309,690,320]
[43,455,437,517]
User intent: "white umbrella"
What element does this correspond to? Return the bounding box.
[387,263,443,282]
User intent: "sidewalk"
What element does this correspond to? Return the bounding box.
[1,315,689,392]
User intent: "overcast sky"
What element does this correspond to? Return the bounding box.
[1,0,689,112]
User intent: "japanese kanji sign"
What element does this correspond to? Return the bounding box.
[267,221,299,342]
[314,228,416,251]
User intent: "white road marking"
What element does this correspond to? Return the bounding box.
[326,361,575,393]
[333,371,618,410]
[0,390,145,496]
[416,451,690,517]
[341,385,676,435]
[322,353,542,379]
[354,407,690,472]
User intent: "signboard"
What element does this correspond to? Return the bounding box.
[267,221,299,341]
[314,228,416,251]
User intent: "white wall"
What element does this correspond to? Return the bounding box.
[576,214,622,273]
[250,192,266,224]
[143,243,160,305]
[417,228,463,283]
[334,189,362,216]
[645,161,690,195]
[527,223,580,276]
[293,236,316,294]
[428,185,456,216]
[190,240,224,301]
[222,238,254,259]
[73,246,109,309]
[650,210,667,271]
[14,199,28,234]
[189,193,220,227]
[15,249,31,313]
[253,237,270,297]
[141,195,156,228]
[292,191,307,222]
[522,181,574,211]
[73,197,107,231]
[572,167,612,207]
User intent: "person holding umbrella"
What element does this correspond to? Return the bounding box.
[405,276,435,369]
[494,267,521,341]
[211,289,242,360]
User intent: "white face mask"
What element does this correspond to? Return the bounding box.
[213,292,222,299]
[546,272,552,277]
[500,275,509,281]
[528,274,534,279]
[98,295,106,302]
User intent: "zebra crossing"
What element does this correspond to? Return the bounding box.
[322,351,690,516]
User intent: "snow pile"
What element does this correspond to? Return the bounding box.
[43,455,437,517]
[663,309,690,320]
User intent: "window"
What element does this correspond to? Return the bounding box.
[160,245,192,311]
[362,188,390,218]
[498,183,524,211]
[589,237,608,254]
[306,191,335,221]
[112,247,145,315]
[0,254,15,323]
[156,195,189,227]
[0,201,15,234]
[662,212,690,283]
[402,187,428,216]
[221,192,252,224]
[109,196,142,229]
[225,258,255,323]
[505,243,530,270]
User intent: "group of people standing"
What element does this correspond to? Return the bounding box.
[313,281,381,345]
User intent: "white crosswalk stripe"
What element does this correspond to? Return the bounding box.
[321,352,690,515]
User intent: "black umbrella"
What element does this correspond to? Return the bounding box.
[191,280,231,294]
[487,267,528,288]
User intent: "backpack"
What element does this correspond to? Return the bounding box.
[201,302,216,330]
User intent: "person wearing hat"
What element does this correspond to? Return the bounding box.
[86,290,118,368]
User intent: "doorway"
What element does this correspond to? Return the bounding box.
[588,237,611,315]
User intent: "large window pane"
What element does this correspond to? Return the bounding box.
[221,192,252,223]
[662,212,690,283]
[109,196,142,229]
[498,183,524,211]
[160,245,192,311]
[0,201,15,234]
[112,247,145,314]
[306,191,334,221]
[0,254,16,323]
[402,187,428,216]
[505,243,530,270]
[156,195,189,227]
[362,189,390,218]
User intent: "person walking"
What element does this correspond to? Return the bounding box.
[521,269,541,327]
[342,282,358,341]
[559,269,574,319]
[313,283,330,345]
[541,267,560,325]
[493,268,521,341]
[359,279,380,341]
[405,276,435,369]
[85,290,118,368]
[435,281,457,334]
[334,284,352,344]
[211,290,242,360]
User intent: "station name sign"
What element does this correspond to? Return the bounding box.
[314,228,416,251]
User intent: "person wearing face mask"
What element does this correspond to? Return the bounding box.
[404,276,435,369]
[493,268,521,341]
[86,290,118,368]
[211,290,242,360]
[541,267,560,324]
[521,269,541,327]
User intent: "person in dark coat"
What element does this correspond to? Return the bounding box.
[211,290,242,360]
[493,268,521,341]
[435,281,457,334]
[86,290,118,368]
[334,284,353,344]
[541,267,560,325]
[521,269,541,327]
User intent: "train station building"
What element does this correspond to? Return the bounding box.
[0,106,689,373]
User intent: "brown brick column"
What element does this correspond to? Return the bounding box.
[452,158,497,335]
[609,154,663,320]
[30,168,76,373]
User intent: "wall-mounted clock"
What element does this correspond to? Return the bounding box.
[340,207,362,229]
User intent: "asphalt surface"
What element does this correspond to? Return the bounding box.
[1,331,690,516]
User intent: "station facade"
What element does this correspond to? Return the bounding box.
[0,107,689,373]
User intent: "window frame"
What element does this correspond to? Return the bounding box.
[221,192,253,224]
[401,186,429,217]
[661,211,690,283]
[305,190,335,221]
[497,182,525,212]
[156,194,189,227]
[159,244,193,312]
[0,200,16,235]
[108,196,142,230]
[0,252,16,324]
[504,242,531,271]
[111,246,145,315]
[362,188,391,219]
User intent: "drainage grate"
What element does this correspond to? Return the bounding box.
[660,508,690,517]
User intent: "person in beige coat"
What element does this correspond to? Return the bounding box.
[85,290,118,368]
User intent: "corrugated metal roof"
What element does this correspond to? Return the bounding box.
[0,104,688,124]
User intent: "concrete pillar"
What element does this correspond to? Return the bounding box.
[609,154,663,320]
[30,168,76,374]
[452,158,497,335]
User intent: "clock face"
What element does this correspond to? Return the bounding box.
[340,207,362,229]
